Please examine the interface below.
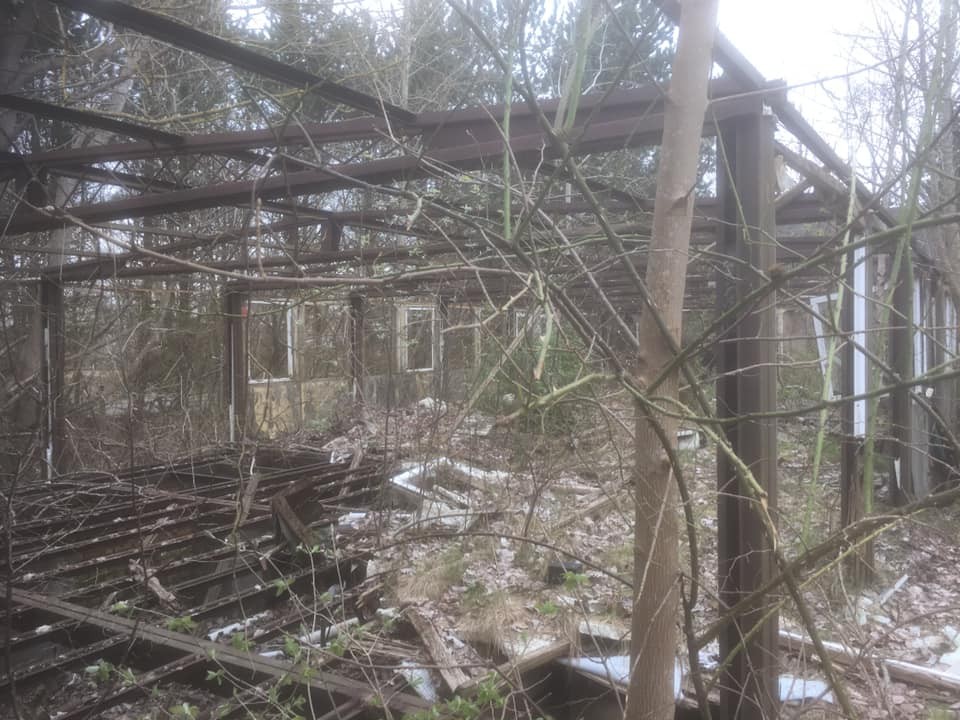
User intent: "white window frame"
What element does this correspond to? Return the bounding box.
[515,308,547,339]
[810,264,868,436]
[248,299,294,384]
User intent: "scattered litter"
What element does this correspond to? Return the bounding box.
[698,640,719,671]
[398,660,439,702]
[130,560,179,610]
[457,413,495,437]
[338,512,368,528]
[677,428,701,450]
[779,675,834,704]
[559,656,683,700]
[879,573,909,606]
[299,617,359,647]
[417,397,447,416]
[546,560,584,585]
[578,619,629,653]
[388,460,479,530]
[207,611,269,642]
[938,627,960,677]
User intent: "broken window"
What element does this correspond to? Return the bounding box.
[515,308,547,346]
[364,301,392,375]
[248,300,293,381]
[404,306,434,371]
[809,294,841,399]
[444,305,478,370]
[299,302,349,379]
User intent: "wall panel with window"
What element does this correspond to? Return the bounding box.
[248,299,294,383]
[403,305,435,372]
[297,302,349,380]
[363,300,394,377]
[444,305,479,371]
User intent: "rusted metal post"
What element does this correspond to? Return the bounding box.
[890,247,915,503]
[349,294,365,403]
[841,243,859,525]
[224,291,248,442]
[841,243,875,581]
[39,278,65,477]
[437,295,449,400]
[715,107,779,720]
[324,221,342,252]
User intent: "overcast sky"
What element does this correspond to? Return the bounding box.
[717,0,874,159]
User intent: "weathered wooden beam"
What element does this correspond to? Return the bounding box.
[456,640,571,697]
[350,294,365,403]
[406,608,471,694]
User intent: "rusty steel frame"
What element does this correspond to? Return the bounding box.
[1,448,418,717]
[50,0,415,123]
[1,94,770,235]
[1,6,921,720]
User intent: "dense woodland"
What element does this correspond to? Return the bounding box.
[2,1,960,719]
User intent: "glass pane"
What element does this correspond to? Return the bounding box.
[299,303,348,378]
[445,305,477,370]
[249,303,290,380]
[406,307,433,370]
[364,302,392,375]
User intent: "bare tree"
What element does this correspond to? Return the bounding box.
[625,2,718,719]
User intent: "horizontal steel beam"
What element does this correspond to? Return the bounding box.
[2,77,743,170]
[51,0,415,123]
[2,92,764,235]
[0,93,181,144]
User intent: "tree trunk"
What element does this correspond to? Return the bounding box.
[626,2,718,720]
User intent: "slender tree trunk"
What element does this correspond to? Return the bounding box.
[626,2,718,719]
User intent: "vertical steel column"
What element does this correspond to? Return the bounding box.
[715,107,779,720]
[224,291,248,443]
[890,247,914,502]
[932,277,952,489]
[841,243,858,525]
[840,242,873,581]
[349,294,365,403]
[39,278,65,477]
[324,221,342,252]
[437,295,449,400]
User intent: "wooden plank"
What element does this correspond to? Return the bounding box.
[457,640,571,696]
[272,493,317,552]
[406,608,470,694]
[3,585,431,715]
